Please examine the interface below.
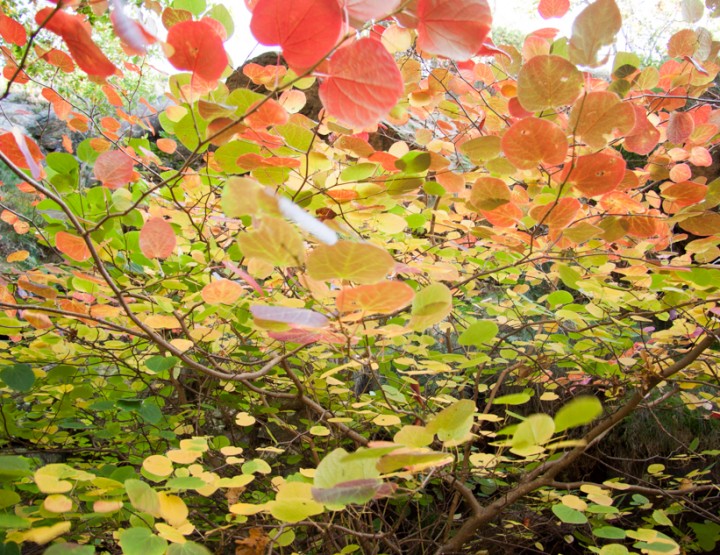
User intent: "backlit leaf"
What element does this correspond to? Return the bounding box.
[502,117,568,170]
[569,91,635,149]
[538,0,570,19]
[569,0,622,68]
[201,279,244,305]
[409,282,452,331]
[336,281,415,314]
[319,39,404,129]
[667,111,695,144]
[93,150,135,189]
[36,8,116,77]
[416,0,492,61]
[237,217,305,267]
[561,152,626,197]
[0,12,27,46]
[517,55,583,112]
[55,232,92,262]
[625,105,660,155]
[307,241,394,284]
[529,197,581,229]
[166,20,228,81]
[250,0,342,71]
[554,396,603,432]
[125,479,161,516]
[250,305,328,328]
[468,177,511,211]
[139,217,176,259]
[341,0,401,24]
[512,414,555,449]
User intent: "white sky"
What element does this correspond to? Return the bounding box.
[225,1,719,66]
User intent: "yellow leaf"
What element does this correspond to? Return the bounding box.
[235,412,256,426]
[6,250,29,263]
[156,522,187,544]
[158,492,189,527]
[143,455,174,477]
[373,415,401,426]
[144,315,181,329]
[93,500,124,513]
[166,449,202,464]
[43,494,73,513]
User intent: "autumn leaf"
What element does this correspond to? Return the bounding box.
[319,39,404,129]
[561,152,626,197]
[336,281,415,314]
[166,20,228,81]
[569,91,635,149]
[307,241,395,284]
[538,0,570,19]
[568,0,622,68]
[55,232,92,262]
[0,10,27,45]
[516,55,583,112]
[416,0,493,61]
[139,217,177,259]
[502,117,568,170]
[93,150,135,188]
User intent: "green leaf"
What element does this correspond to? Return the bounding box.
[512,414,555,450]
[145,356,180,373]
[0,364,34,392]
[599,545,629,555]
[492,392,532,405]
[165,477,207,490]
[125,479,160,517]
[458,320,499,347]
[426,399,475,445]
[313,449,380,508]
[138,402,162,425]
[268,481,324,523]
[172,0,206,16]
[0,542,20,555]
[118,528,168,555]
[594,526,627,539]
[546,290,574,307]
[0,457,31,481]
[167,542,212,555]
[241,459,272,475]
[207,4,233,37]
[554,396,603,432]
[45,544,96,555]
[395,151,431,174]
[552,503,587,524]
[0,490,20,510]
[409,283,453,331]
[0,514,30,529]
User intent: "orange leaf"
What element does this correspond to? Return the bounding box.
[502,117,568,170]
[307,241,394,284]
[538,0,569,19]
[678,212,720,236]
[0,11,27,46]
[93,150,135,188]
[6,250,29,263]
[36,8,116,77]
[0,132,44,172]
[23,310,52,330]
[625,105,660,155]
[166,20,228,81]
[562,152,626,197]
[480,202,523,228]
[517,55,583,112]
[569,91,635,149]
[201,279,244,305]
[336,281,415,314]
[56,232,92,262]
[662,181,707,214]
[156,138,177,154]
[319,38,404,129]
[139,217,176,259]
[416,0,492,61]
[245,98,289,129]
[468,177,511,211]
[250,0,343,71]
[667,111,695,144]
[530,197,581,229]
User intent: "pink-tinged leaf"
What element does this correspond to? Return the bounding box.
[480,202,523,228]
[538,0,570,19]
[245,98,289,129]
[502,117,568,170]
[0,132,43,173]
[267,328,346,344]
[250,0,343,71]
[562,152,626,197]
[0,11,27,46]
[625,105,660,155]
[36,8,117,77]
[529,197,581,229]
[516,55,583,112]
[166,20,228,81]
[568,0,622,68]
[10,128,42,179]
[667,111,695,144]
[312,479,383,505]
[336,281,415,314]
[319,38,404,129]
[340,0,401,25]
[139,217,176,259]
[110,0,156,55]
[93,150,135,188]
[662,181,708,214]
[201,279,244,305]
[416,0,492,61]
[251,305,328,328]
[468,177,512,211]
[223,261,265,296]
[55,232,92,262]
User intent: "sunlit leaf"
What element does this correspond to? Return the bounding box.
[237,217,305,267]
[201,279,244,305]
[538,0,570,18]
[416,0,492,61]
[55,232,92,262]
[569,91,635,149]
[561,152,626,197]
[376,449,453,473]
[468,177,511,211]
[426,399,475,445]
[336,281,415,314]
[502,117,568,170]
[139,217,176,259]
[166,20,228,81]
[569,0,622,68]
[517,55,583,112]
[319,39,404,128]
[251,305,328,328]
[458,320,499,346]
[93,150,135,189]
[307,241,394,284]
[512,414,555,450]
[409,282,453,331]
[554,396,603,432]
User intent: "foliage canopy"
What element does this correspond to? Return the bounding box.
[0,0,720,554]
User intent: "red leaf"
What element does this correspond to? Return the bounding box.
[93,150,135,188]
[319,38,404,129]
[245,98,289,129]
[562,152,626,197]
[416,0,492,61]
[166,20,228,82]
[0,11,27,46]
[538,0,570,19]
[139,217,176,259]
[0,132,43,175]
[529,197,581,229]
[38,48,75,72]
[250,0,343,71]
[36,8,116,77]
[501,117,568,170]
[667,111,695,144]
[625,105,660,155]
[110,4,156,56]
[340,0,401,25]
[55,232,91,262]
